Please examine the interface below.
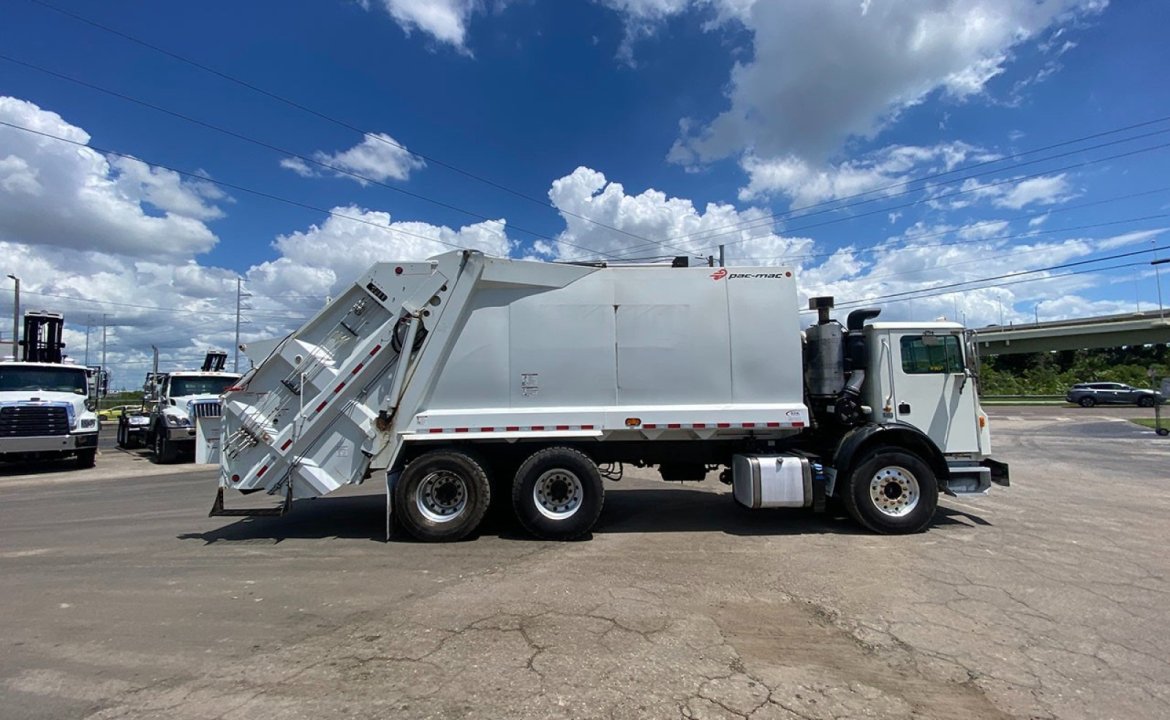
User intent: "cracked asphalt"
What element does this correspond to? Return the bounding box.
[1,407,1167,719]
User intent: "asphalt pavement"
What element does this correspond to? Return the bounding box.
[1,409,1168,719]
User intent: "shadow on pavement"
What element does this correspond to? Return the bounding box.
[180,485,988,544]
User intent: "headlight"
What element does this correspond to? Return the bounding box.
[165,415,192,427]
[80,418,97,429]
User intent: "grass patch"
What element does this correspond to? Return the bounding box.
[1128,418,1166,430]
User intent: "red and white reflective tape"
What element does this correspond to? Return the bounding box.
[641,421,804,430]
[417,421,803,434]
[422,424,598,434]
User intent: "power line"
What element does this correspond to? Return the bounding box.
[828,260,1153,312]
[0,53,630,261]
[601,118,1170,259]
[690,140,1170,257]
[7,288,306,321]
[0,118,520,255]
[828,244,1168,308]
[19,0,662,252]
[741,209,1170,264]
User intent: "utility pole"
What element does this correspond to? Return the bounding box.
[1154,257,1168,321]
[84,317,91,365]
[101,314,108,398]
[6,274,18,360]
[718,244,725,268]
[234,278,251,373]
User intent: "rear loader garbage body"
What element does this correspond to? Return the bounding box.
[218,251,1007,540]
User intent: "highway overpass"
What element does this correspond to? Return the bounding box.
[973,309,1170,355]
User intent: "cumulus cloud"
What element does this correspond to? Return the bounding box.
[281,133,426,184]
[362,0,485,50]
[544,166,814,263]
[618,0,1110,166]
[0,96,223,259]
[738,142,988,205]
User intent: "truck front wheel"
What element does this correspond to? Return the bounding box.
[841,450,938,534]
[512,447,604,540]
[75,448,96,469]
[394,449,491,542]
[152,428,178,464]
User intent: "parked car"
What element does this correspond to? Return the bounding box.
[1066,382,1163,408]
[97,404,141,421]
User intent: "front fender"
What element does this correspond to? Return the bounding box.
[832,423,949,492]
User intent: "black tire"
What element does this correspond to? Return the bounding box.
[1079,396,1096,408]
[152,427,177,464]
[511,447,604,540]
[841,450,938,535]
[394,449,491,542]
[75,448,96,469]
[1157,427,1170,437]
[1137,396,1155,408]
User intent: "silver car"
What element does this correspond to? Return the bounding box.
[1066,382,1162,408]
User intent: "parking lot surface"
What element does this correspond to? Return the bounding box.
[1,408,1168,719]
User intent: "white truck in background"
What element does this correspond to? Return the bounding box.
[216,251,1008,539]
[134,350,241,464]
[0,312,99,468]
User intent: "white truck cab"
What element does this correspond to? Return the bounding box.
[0,361,99,468]
[144,351,241,464]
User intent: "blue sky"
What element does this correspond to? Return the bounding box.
[1,0,1168,385]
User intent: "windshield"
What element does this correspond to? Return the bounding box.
[0,366,89,394]
[169,376,236,397]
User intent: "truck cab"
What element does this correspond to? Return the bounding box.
[0,361,99,467]
[862,322,994,493]
[144,351,240,463]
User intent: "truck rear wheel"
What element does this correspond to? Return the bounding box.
[511,447,604,540]
[394,449,491,542]
[841,450,938,534]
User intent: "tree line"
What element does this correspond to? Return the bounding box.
[978,346,1169,395]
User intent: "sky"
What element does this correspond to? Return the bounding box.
[1,0,1168,388]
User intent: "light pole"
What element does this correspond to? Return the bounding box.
[5,274,18,361]
[1154,257,1168,321]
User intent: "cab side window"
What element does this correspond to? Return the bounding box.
[900,335,964,374]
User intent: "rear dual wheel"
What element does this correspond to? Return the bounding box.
[394,450,491,543]
[511,447,605,540]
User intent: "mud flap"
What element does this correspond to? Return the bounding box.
[385,470,401,542]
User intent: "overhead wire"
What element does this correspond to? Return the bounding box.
[602,134,1170,260]
[826,244,1169,309]
[0,53,628,261]
[19,0,665,253]
[601,118,1170,259]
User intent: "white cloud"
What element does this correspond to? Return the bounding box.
[364,0,483,50]
[619,0,1108,166]
[738,142,985,205]
[996,174,1074,210]
[281,133,426,185]
[0,96,222,259]
[544,166,813,263]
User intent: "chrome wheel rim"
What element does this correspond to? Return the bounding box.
[416,471,468,524]
[868,465,920,518]
[533,469,584,520]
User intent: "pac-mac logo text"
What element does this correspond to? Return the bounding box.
[711,268,791,281]
[710,268,728,280]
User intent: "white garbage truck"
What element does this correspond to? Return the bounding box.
[215,251,1008,540]
[137,351,241,463]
